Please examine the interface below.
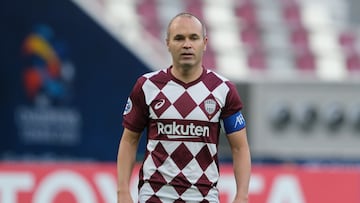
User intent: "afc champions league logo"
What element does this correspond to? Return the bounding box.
[21,24,75,105]
[124,98,133,115]
[204,99,216,115]
[15,24,81,145]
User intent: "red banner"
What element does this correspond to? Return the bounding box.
[0,163,359,203]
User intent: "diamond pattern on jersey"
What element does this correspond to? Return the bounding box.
[195,174,213,197]
[173,92,198,118]
[181,188,205,202]
[148,70,171,89]
[160,140,182,155]
[174,198,186,203]
[183,141,207,156]
[156,184,179,199]
[133,69,238,202]
[209,111,221,123]
[151,143,168,167]
[159,105,183,119]
[147,140,160,151]
[209,82,229,107]
[138,182,155,200]
[182,159,204,184]
[150,92,171,118]
[202,71,225,91]
[206,143,217,157]
[143,156,156,180]
[143,72,226,122]
[170,143,194,170]
[146,196,161,203]
[141,142,221,202]
[199,95,221,120]
[169,172,192,195]
[187,82,211,105]
[150,171,167,192]
[161,81,185,103]
[185,106,208,120]
[158,157,181,183]
[195,146,214,171]
[143,79,161,103]
[204,162,219,183]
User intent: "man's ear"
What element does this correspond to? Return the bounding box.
[203,36,208,51]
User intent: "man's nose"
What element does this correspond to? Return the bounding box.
[183,39,192,48]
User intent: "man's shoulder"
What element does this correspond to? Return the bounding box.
[203,69,237,89]
[134,68,170,87]
[204,69,230,82]
[141,68,168,79]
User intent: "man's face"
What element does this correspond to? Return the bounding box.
[167,16,207,69]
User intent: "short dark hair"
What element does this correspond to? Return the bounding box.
[166,12,207,39]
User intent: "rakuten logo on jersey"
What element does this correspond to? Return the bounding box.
[157,121,209,138]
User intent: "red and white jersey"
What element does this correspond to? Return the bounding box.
[123,67,243,202]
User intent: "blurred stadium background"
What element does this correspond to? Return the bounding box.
[1,0,360,202]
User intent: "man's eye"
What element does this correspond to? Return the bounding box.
[190,35,200,40]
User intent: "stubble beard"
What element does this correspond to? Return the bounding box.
[178,57,201,71]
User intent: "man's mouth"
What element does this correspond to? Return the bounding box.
[181,53,194,57]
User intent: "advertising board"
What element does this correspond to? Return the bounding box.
[1,163,359,203]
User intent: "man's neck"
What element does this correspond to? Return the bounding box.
[171,65,203,84]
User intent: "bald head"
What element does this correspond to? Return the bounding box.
[166,12,207,39]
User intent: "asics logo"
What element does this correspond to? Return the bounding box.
[154,99,165,110]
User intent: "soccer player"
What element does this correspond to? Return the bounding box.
[117,12,251,203]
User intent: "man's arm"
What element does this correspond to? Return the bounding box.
[226,127,251,203]
[117,128,142,203]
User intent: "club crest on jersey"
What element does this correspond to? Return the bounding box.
[123,98,132,115]
[204,99,216,115]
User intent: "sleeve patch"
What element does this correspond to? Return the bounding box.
[123,98,132,115]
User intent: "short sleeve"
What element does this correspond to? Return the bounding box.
[220,81,243,119]
[122,77,149,133]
